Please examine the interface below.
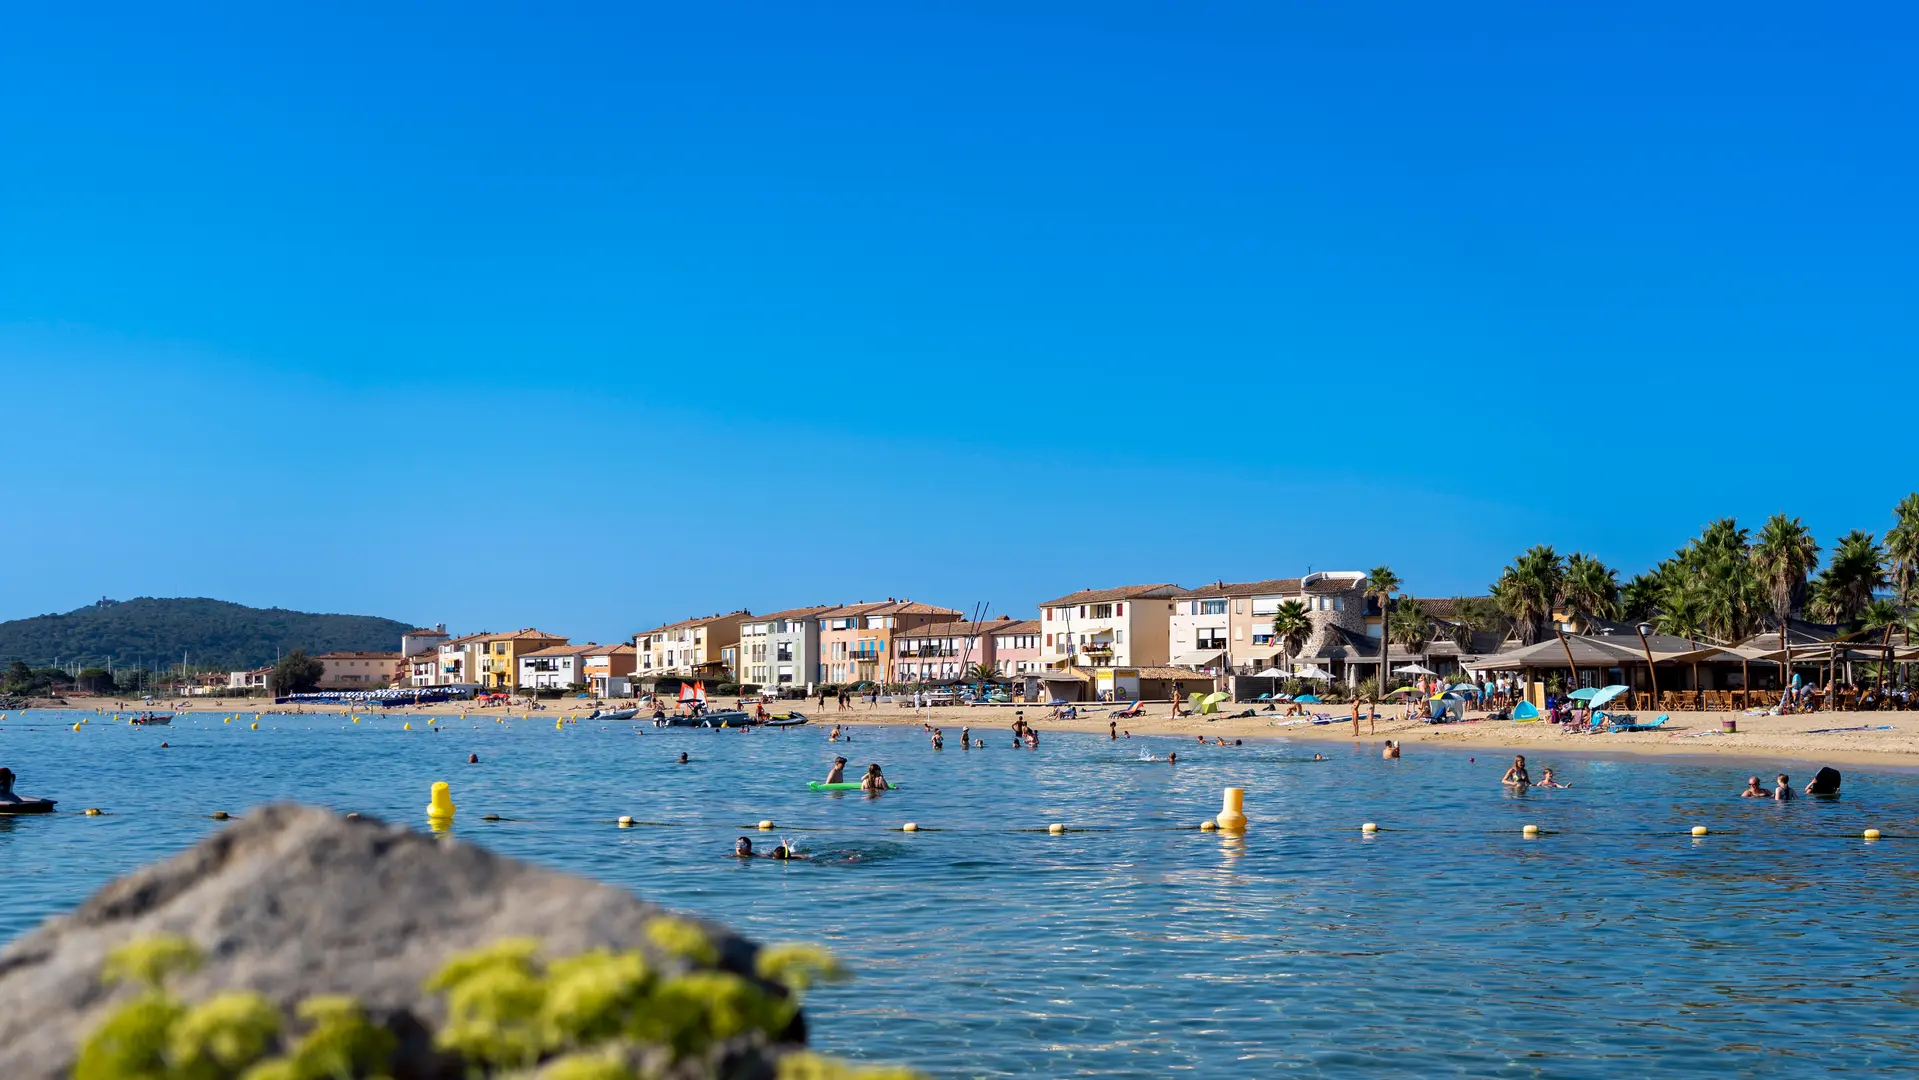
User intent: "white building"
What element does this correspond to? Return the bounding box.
[517,644,599,690]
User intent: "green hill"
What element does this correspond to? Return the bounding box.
[0,598,417,671]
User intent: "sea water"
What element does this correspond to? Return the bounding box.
[4,709,1919,1078]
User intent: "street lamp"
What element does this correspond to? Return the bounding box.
[1635,622,1659,707]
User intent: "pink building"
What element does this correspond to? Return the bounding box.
[988,617,1042,677]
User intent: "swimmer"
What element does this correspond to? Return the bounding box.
[1740,776,1768,798]
[1773,773,1795,802]
[468,753,479,764]
[829,725,842,741]
[1382,740,1400,759]
[1501,755,1531,787]
[974,739,983,748]
[1313,753,1325,761]
[824,756,847,784]
[735,836,754,858]
[678,752,690,764]
[1109,720,1117,740]
[1167,751,1177,764]
[769,842,807,860]
[860,763,890,793]
[931,729,943,750]
[1536,768,1568,788]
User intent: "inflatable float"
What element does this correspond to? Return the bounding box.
[807,781,901,792]
[0,767,56,814]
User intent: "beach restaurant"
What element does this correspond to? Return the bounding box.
[1464,631,1791,713]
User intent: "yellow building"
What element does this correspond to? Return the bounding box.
[474,628,569,689]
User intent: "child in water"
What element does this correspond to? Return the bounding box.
[1535,768,1569,788]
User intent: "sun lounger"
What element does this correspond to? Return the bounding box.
[1612,713,1668,732]
[1113,701,1144,718]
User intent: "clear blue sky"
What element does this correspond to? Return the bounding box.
[4,3,1915,643]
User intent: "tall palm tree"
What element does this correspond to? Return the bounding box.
[1270,600,1313,673]
[1364,566,1401,691]
[1493,545,1563,645]
[1862,599,1903,643]
[1811,530,1886,626]
[1751,514,1820,627]
[1885,493,1919,609]
[1621,573,1663,622]
[1388,598,1434,670]
[1562,553,1621,626]
[1654,586,1705,641]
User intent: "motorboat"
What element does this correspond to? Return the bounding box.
[588,707,639,721]
[130,713,174,726]
[762,712,810,728]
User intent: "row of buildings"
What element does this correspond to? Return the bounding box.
[241,571,1450,699]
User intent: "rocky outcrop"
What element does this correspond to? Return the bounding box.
[0,805,800,1079]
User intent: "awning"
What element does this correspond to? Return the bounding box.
[1169,649,1226,667]
[1236,644,1284,660]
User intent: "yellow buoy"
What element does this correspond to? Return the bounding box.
[427,781,456,821]
[1048,823,1065,834]
[1216,787,1247,832]
[72,723,81,732]
[618,815,634,827]
[1865,828,1883,840]
[403,722,412,731]
[1691,825,1709,837]
[758,819,775,830]
[84,807,102,816]
[1200,820,1218,831]
[353,717,359,723]
[902,822,919,832]
[1362,822,1379,833]
[1522,824,1540,836]
[224,717,231,723]
[250,722,259,730]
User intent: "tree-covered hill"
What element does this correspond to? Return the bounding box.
[0,598,417,671]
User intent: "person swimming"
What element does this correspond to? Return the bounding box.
[735,836,754,857]
[825,756,847,784]
[1502,755,1531,787]
[1382,740,1400,759]
[1167,751,1177,764]
[829,724,842,741]
[861,763,889,792]
[1773,773,1796,801]
[1536,767,1568,788]
[678,752,690,764]
[1741,775,1768,797]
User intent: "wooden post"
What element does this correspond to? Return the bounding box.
[1635,624,1660,711]
[1553,624,1580,696]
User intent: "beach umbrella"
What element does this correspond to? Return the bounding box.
[1590,684,1630,708]
[1295,693,1322,704]
[1392,664,1439,676]
[1253,666,1286,678]
[1200,691,1231,714]
[1568,687,1600,701]
[1292,665,1335,681]
[1386,686,1422,697]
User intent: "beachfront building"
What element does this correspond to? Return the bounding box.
[635,611,749,682]
[1038,585,1183,669]
[738,605,835,695]
[517,643,600,690]
[400,624,450,658]
[316,651,405,689]
[895,624,992,684]
[407,653,437,687]
[989,617,1043,677]
[818,600,965,685]
[430,632,491,687]
[1170,573,1371,675]
[226,666,272,690]
[476,629,570,689]
[581,643,636,698]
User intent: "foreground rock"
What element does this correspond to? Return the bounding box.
[0,804,801,1079]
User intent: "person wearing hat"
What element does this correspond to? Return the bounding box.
[824,756,848,785]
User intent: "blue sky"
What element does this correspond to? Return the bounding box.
[3,3,1915,643]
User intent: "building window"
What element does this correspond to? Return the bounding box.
[1199,600,1227,615]
[1045,633,1053,647]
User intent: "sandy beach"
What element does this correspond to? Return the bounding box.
[35,694,1919,770]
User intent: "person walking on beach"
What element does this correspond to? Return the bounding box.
[1169,681,1183,719]
[1351,700,1361,736]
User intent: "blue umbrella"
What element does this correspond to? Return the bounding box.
[1568,687,1600,701]
[1295,694,1322,704]
[1590,684,1631,708]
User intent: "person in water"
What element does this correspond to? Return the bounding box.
[735,836,754,857]
[1536,768,1568,788]
[829,725,842,741]
[860,763,889,792]
[1382,740,1400,759]
[678,752,690,764]
[0,766,21,804]
[825,756,847,784]
[1109,720,1117,740]
[961,726,970,748]
[1741,776,1768,798]
[1773,774,1796,801]
[1167,751,1177,764]
[1502,755,1532,786]
[931,728,943,750]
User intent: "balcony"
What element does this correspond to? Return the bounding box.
[898,648,957,659]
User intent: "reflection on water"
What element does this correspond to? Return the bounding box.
[4,709,1919,1077]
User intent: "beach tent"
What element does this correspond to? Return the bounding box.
[1511,700,1541,720]
[1199,691,1231,714]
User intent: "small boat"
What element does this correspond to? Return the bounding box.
[590,707,639,721]
[763,712,810,729]
[130,713,174,726]
[667,710,750,727]
[0,768,55,814]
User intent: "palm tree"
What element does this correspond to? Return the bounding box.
[1885,493,1919,609]
[1562,553,1621,626]
[1811,530,1886,626]
[1387,599,1433,675]
[1621,573,1663,622]
[966,663,997,684]
[1751,514,1820,627]
[1493,545,1563,644]
[1270,600,1313,673]
[1364,565,1401,691]
[1695,550,1761,642]
[1862,599,1902,642]
[1654,585,1705,640]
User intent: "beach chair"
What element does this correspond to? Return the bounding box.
[1613,713,1669,732]
[1114,701,1144,719]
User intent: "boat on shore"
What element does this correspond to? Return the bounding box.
[589,707,639,721]
[763,712,810,728]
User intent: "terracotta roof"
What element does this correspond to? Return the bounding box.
[1135,666,1220,682]
[870,600,964,617]
[317,651,403,660]
[814,601,899,620]
[585,643,637,657]
[520,643,600,658]
[635,610,751,636]
[990,619,1041,636]
[478,628,567,642]
[753,604,839,622]
[1173,578,1304,599]
[439,632,493,647]
[1037,585,1183,607]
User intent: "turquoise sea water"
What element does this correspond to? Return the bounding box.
[4,708,1919,1077]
